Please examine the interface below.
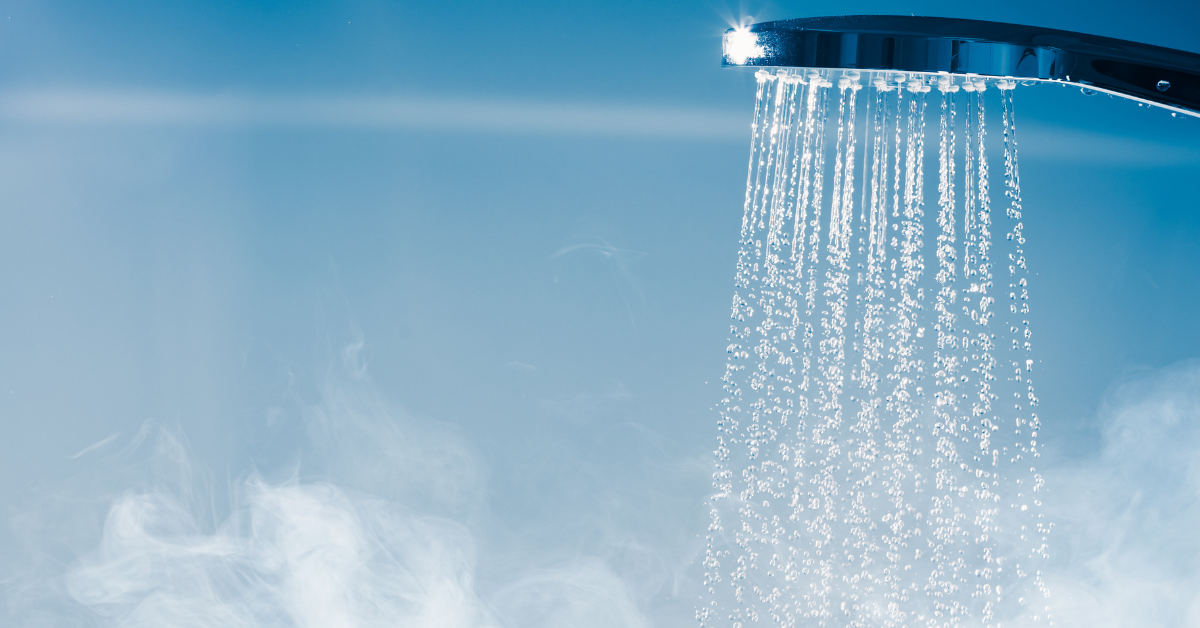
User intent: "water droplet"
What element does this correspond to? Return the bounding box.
[1157,80,1171,92]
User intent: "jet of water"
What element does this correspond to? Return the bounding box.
[702,71,1050,628]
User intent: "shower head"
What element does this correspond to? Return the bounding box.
[722,15,1200,118]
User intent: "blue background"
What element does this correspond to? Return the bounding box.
[0,0,1198,624]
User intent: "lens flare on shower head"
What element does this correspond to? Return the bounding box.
[723,26,764,66]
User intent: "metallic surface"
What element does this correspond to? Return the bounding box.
[722,15,1200,118]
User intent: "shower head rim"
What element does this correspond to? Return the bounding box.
[722,15,1200,119]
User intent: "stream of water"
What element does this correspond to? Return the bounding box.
[701,70,1051,628]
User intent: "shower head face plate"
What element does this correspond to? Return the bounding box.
[722,15,1200,118]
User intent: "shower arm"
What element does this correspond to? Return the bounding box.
[722,15,1200,119]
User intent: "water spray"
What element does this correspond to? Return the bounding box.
[698,14,1200,627]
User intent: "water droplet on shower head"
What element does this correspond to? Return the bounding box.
[1157,80,1171,91]
[1080,87,1097,96]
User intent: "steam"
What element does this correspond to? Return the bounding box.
[3,342,666,627]
[6,346,1200,625]
[551,238,648,327]
[1041,359,1200,626]
[66,476,492,627]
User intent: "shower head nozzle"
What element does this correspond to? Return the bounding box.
[722,15,1200,118]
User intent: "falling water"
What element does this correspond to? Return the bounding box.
[701,70,1050,627]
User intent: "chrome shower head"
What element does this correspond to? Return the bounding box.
[722,15,1200,118]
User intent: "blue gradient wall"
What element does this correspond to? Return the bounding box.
[0,0,1198,625]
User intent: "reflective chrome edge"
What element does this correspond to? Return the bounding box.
[722,15,1200,119]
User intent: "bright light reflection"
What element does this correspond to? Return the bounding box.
[725,27,764,65]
